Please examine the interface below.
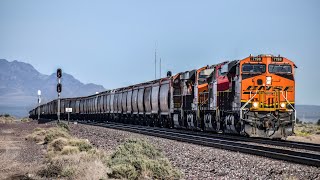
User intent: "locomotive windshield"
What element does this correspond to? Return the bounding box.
[268,64,292,74]
[242,64,266,74]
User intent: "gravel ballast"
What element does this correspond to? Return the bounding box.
[69,123,320,180]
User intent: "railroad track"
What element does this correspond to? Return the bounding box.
[74,120,320,167]
[99,121,320,153]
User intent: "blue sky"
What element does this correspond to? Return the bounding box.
[0,0,319,105]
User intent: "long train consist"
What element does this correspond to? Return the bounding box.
[30,54,297,139]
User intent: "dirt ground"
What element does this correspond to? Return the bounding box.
[0,121,52,180]
[287,124,320,144]
[0,120,319,180]
[287,134,320,144]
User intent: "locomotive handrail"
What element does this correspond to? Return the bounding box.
[281,91,296,124]
[240,90,258,119]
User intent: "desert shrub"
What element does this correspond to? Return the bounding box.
[61,146,80,155]
[57,121,70,131]
[48,137,69,153]
[108,139,181,180]
[33,127,43,132]
[21,117,31,122]
[44,127,71,144]
[296,118,302,124]
[68,138,93,152]
[26,128,47,143]
[47,137,93,157]
[0,114,15,123]
[33,128,181,179]
[27,127,70,144]
[38,152,109,179]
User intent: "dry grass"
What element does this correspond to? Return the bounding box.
[21,117,31,122]
[28,126,182,180]
[289,124,320,144]
[108,139,182,180]
[47,137,92,157]
[38,152,110,179]
[0,114,16,124]
[294,124,320,137]
[60,145,80,155]
[26,127,71,144]
[57,121,70,131]
[27,126,110,179]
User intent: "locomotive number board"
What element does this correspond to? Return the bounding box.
[272,57,283,62]
[250,57,262,61]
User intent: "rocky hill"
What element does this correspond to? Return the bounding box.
[0,59,105,117]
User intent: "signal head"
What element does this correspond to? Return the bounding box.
[57,68,62,78]
[57,83,62,93]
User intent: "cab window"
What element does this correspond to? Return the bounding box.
[268,64,292,74]
[242,64,266,73]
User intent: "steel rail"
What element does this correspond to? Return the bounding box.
[76,121,320,167]
[88,121,320,152]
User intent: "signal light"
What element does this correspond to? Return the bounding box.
[57,83,62,93]
[57,68,62,78]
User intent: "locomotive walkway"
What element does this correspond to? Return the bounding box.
[70,120,320,167]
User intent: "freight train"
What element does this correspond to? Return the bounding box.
[29,54,297,139]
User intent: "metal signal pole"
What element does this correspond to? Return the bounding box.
[57,68,62,123]
[57,88,60,123]
[37,90,41,120]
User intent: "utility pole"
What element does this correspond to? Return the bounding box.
[155,42,157,79]
[37,90,41,120]
[159,58,162,78]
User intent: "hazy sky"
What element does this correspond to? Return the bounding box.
[0,0,319,105]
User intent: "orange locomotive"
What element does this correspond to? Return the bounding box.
[199,54,296,138]
[239,54,296,138]
[29,54,296,139]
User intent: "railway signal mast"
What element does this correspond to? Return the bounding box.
[57,68,62,123]
[37,90,41,120]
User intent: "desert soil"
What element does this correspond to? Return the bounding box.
[287,134,320,144]
[1,120,320,180]
[69,122,320,180]
[0,121,53,180]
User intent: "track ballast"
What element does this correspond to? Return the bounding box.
[67,120,320,167]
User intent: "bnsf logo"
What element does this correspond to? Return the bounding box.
[244,86,294,91]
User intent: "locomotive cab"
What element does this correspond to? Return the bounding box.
[240,54,296,138]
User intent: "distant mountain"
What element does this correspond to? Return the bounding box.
[0,59,105,117]
[295,105,320,123]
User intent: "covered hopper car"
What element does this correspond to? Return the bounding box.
[30,54,296,139]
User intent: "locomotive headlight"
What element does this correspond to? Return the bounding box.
[266,76,272,85]
[252,102,259,108]
[280,102,286,108]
